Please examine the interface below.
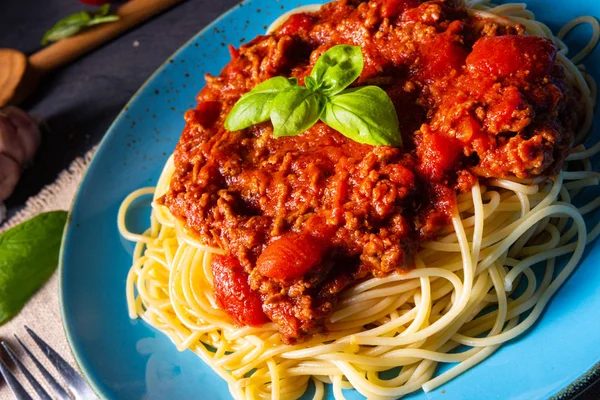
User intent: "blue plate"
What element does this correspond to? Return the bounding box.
[60,1,600,399]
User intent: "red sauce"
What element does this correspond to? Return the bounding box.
[193,101,221,128]
[161,0,584,342]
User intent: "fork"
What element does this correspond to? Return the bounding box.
[0,326,98,400]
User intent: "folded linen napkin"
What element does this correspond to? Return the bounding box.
[0,146,96,400]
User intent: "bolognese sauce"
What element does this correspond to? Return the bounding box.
[160,0,584,342]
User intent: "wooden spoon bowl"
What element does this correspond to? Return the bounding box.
[0,49,28,107]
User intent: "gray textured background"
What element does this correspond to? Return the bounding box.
[1,0,238,217]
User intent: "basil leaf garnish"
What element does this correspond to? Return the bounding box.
[41,5,120,45]
[309,44,364,96]
[271,86,323,137]
[224,44,401,146]
[304,76,319,92]
[321,86,401,146]
[225,77,296,131]
[0,211,68,325]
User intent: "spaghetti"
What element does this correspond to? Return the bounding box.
[118,1,600,399]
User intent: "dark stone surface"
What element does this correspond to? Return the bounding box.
[1,0,238,216]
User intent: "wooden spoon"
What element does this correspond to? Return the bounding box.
[0,0,183,108]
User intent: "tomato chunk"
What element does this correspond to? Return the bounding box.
[415,21,467,82]
[466,35,556,78]
[380,0,420,18]
[257,233,325,281]
[278,13,315,36]
[417,133,462,181]
[211,255,269,326]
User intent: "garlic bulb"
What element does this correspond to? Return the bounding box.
[0,107,41,203]
[0,153,21,202]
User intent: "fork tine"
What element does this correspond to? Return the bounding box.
[14,335,71,400]
[0,356,33,400]
[25,326,98,400]
[2,341,53,400]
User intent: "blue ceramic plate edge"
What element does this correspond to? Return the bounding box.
[57,2,248,399]
[553,361,600,399]
[56,1,600,399]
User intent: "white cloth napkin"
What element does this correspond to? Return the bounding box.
[0,147,96,400]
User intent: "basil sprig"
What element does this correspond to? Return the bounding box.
[306,45,364,96]
[322,86,400,146]
[225,45,401,146]
[0,211,68,325]
[271,86,322,137]
[224,77,297,131]
[41,4,119,45]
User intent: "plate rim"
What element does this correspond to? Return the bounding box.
[56,0,600,398]
[58,1,250,398]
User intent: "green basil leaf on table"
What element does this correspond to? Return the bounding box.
[41,12,92,45]
[271,86,324,137]
[309,45,364,96]
[96,3,111,17]
[321,86,402,146]
[87,15,120,27]
[41,6,120,45]
[224,77,297,131]
[0,211,68,325]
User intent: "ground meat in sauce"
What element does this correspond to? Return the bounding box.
[160,0,584,343]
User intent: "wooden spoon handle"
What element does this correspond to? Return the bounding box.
[28,0,183,74]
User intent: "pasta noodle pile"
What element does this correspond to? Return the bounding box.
[118,2,600,399]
